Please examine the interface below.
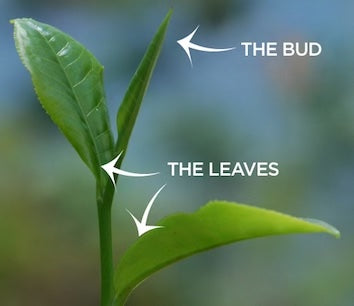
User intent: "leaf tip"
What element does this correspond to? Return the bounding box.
[164,9,173,25]
[303,218,341,239]
[10,18,32,26]
[167,8,174,17]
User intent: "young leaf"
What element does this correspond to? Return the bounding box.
[114,201,339,305]
[12,19,114,182]
[115,10,172,165]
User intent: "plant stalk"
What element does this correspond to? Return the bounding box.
[97,182,115,306]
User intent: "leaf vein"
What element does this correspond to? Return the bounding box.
[56,41,70,56]
[87,96,104,117]
[96,128,110,139]
[64,48,85,70]
[73,63,93,88]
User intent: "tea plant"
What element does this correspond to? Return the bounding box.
[12,10,339,306]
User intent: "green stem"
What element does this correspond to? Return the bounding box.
[97,182,115,306]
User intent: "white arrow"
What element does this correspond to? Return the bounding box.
[127,184,166,237]
[101,151,159,187]
[177,25,236,67]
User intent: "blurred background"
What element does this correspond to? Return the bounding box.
[1,0,353,305]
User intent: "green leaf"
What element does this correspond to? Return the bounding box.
[114,201,339,305]
[12,19,114,182]
[115,10,172,165]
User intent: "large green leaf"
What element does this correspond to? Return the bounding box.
[114,201,339,305]
[13,19,114,182]
[115,10,172,166]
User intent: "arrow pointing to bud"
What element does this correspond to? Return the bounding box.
[101,151,159,187]
[177,25,236,67]
[127,184,166,237]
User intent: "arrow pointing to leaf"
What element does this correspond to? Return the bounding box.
[127,184,166,237]
[177,25,236,67]
[101,151,159,187]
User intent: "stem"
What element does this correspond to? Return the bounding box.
[97,182,115,306]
